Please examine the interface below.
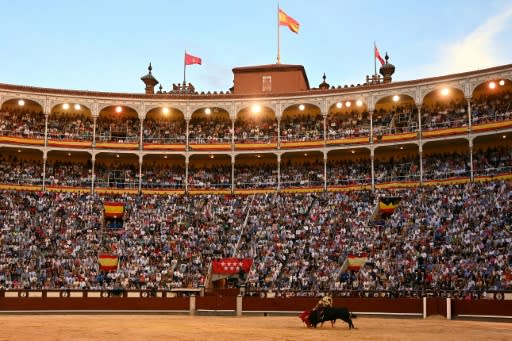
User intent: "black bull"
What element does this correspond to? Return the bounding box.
[303,307,357,329]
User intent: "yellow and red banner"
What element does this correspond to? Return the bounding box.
[279,8,300,33]
[104,202,124,218]
[98,254,119,271]
[379,197,401,214]
[348,254,368,271]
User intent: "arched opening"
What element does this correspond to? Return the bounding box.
[473,133,511,177]
[281,104,322,142]
[48,103,93,144]
[0,99,45,140]
[326,100,369,141]
[374,144,419,184]
[422,139,469,181]
[141,154,185,189]
[235,106,277,144]
[327,148,371,187]
[96,105,139,144]
[143,107,186,144]
[422,87,467,131]
[374,95,417,137]
[281,151,323,188]
[471,79,512,126]
[0,147,43,186]
[189,107,231,145]
[46,150,92,188]
[188,154,231,190]
[94,153,139,189]
[235,153,277,189]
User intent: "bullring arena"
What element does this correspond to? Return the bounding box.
[1,7,512,339]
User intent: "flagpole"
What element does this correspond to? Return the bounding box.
[183,49,187,86]
[374,42,377,76]
[277,1,281,64]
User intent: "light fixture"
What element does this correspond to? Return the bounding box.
[74,104,81,110]
[116,154,119,158]
[205,108,211,115]
[67,152,71,156]
[499,80,505,86]
[345,101,351,108]
[257,154,261,158]
[164,155,168,159]
[356,100,363,107]
[17,149,21,153]
[62,103,70,110]
[304,153,308,156]
[115,106,122,113]
[400,146,404,150]
[351,150,356,154]
[298,104,305,111]
[441,88,449,96]
[336,102,342,109]
[209,154,214,159]
[503,135,507,139]
[392,95,400,102]
[18,99,25,106]
[489,81,496,89]
[162,107,170,115]
[251,105,261,113]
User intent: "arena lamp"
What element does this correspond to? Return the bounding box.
[392,95,400,102]
[162,107,170,115]
[251,105,261,114]
[62,103,70,110]
[299,104,305,111]
[488,81,496,89]
[499,80,505,86]
[441,88,450,96]
[67,152,71,156]
[345,101,351,108]
[115,106,123,113]
[209,154,214,159]
[356,100,363,107]
[351,150,356,154]
[503,135,507,139]
[336,102,342,109]
[205,108,212,115]
[164,155,168,159]
[74,104,81,110]
[18,99,25,106]
[116,154,120,158]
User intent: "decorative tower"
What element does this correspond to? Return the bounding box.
[318,73,330,90]
[140,63,159,94]
[379,53,395,84]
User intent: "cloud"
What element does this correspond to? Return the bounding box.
[422,4,512,76]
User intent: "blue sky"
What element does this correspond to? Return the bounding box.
[0,0,511,93]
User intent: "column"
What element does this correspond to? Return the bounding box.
[370,148,375,191]
[185,118,190,151]
[92,116,97,148]
[469,139,474,181]
[277,117,281,149]
[277,154,281,191]
[44,112,49,147]
[369,110,374,144]
[417,105,422,137]
[323,153,327,191]
[138,155,143,193]
[466,97,472,132]
[323,113,327,146]
[91,154,96,194]
[139,118,144,151]
[42,152,47,190]
[231,118,235,151]
[185,157,189,193]
[419,144,423,185]
[231,155,235,194]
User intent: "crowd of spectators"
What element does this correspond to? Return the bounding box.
[188,116,231,144]
[0,181,510,293]
[472,92,512,125]
[45,160,92,187]
[281,114,323,142]
[473,146,512,176]
[96,116,140,143]
[280,160,324,188]
[142,118,186,144]
[47,113,93,141]
[94,162,138,189]
[327,159,371,186]
[422,152,470,180]
[422,100,468,130]
[141,163,185,189]
[0,155,43,185]
[0,110,45,139]
[374,156,420,183]
[234,112,278,144]
[327,111,370,140]
[235,164,277,189]
[188,164,231,189]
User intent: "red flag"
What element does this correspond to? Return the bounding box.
[98,254,119,271]
[185,52,202,65]
[278,8,300,33]
[212,258,253,274]
[375,45,385,66]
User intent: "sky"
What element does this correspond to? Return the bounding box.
[0,0,511,94]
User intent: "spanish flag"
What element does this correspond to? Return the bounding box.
[347,254,368,271]
[379,197,401,214]
[279,8,300,33]
[98,254,119,271]
[104,202,124,218]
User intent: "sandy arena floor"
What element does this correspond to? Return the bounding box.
[0,315,511,341]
